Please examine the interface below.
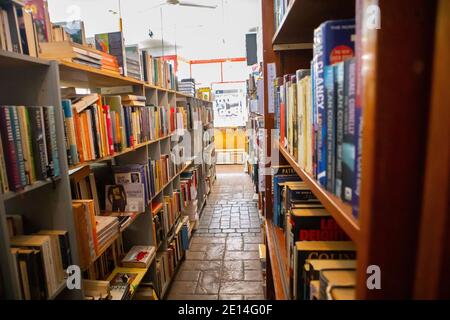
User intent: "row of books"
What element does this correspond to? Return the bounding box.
[275,19,360,214]
[154,216,189,297]
[9,230,71,300]
[0,0,39,57]
[0,105,59,193]
[271,166,356,299]
[62,93,185,168]
[143,51,177,90]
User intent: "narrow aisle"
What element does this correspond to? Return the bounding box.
[167,165,265,300]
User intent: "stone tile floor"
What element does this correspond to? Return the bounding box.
[167,165,265,300]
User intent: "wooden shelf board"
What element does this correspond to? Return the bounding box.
[272,0,355,45]
[3,177,61,201]
[265,220,289,300]
[0,49,50,68]
[68,133,175,173]
[279,145,360,244]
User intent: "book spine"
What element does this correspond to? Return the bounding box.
[17,107,33,185]
[0,106,22,191]
[62,100,80,165]
[324,65,335,193]
[353,3,363,219]
[10,107,27,187]
[28,107,48,180]
[342,59,356,202]
[334,62,345,198]
[103,105,115,155]
[44,106,60,177]
[313,26,327,187]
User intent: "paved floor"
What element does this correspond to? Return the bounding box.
[167,165,265,300]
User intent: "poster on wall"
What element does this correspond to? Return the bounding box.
[212,83,248,128]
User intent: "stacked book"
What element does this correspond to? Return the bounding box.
[180,167,200,222]
[270,165,356,300]
[95,216,119,254]
[10,231,70,299]
[0,105,60,193]
[125,45,143,80]
[95,31,126,75]
[39,40,120,74]
[177,79,196,97]
[121,245,156,269]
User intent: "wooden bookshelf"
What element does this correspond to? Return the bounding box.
[261,0,442,300]
[272,0,354,46]
[278,145,360,243]
[265,220,289,300]
[0,48,215,300]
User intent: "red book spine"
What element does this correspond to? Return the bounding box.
[0,107,22,191]
[103,105,115,155]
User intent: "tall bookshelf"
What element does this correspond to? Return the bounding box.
[0,49,215,300]
[260,0,447,300]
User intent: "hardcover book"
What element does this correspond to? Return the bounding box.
[293,241,356,300]
[121,245,156,269]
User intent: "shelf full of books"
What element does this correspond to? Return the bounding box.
[0,53,213,301]
[263,0,443,300]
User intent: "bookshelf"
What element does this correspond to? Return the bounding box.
[0,50,82,300]
[260,0,444,300]
[278,145,359,243]
[0,48,215,300]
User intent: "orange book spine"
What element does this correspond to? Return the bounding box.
[81,112,93,160]
[72,110,85,163]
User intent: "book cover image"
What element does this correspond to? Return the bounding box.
[105,184,144,213]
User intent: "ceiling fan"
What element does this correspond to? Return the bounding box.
[159,0,217,9]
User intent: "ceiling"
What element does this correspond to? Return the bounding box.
[48,0,261,60]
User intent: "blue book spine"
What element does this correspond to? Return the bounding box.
[342,59,356,202]
[334,62,345,197]
[313,26,327,187]
[10,107,27,186]
[62,100,78,166]
[324,65,335,192]
[310,58,317,179]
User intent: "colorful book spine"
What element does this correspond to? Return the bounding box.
[0,106,22,191]
[62,100,79,165]
[342,59,356,202]
[43,106,59,177]
[334,62,345,197]
[10,106,27,187]
[325,65,335,193]
[28,106,48,180]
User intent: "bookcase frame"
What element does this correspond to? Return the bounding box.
[260,0,443,300]
[0,49,215,300]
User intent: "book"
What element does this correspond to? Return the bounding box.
[107,267,147,299]
[72,200,97,269]
[303,259,356,300]
[121,245,156,269]
[27,106,48,180]
[319,269,356,300]
[43,106,60,177]
[10,235,64,298]
[342,59,356,202]
[105,184,145,213]
[62,99,79,166]
[334,62,345,197]
[293,241,356,300]
[53,20,86,45]
[0,106,23,191]
[37,230,72,270]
